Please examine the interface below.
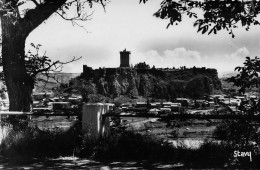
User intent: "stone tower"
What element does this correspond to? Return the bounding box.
[120,49,130,67]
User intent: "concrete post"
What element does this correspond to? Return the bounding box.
[0,116,8,144]
[0,127,8,144]
[82,103,113,140]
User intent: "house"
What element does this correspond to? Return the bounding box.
[169,103,181,112]
[208,101,215,107]
[176,98,189,107]
[48,102,71,111]
[163,102,174,107]
[150,102,161,108]
[121,103,132,111]
[135,102,147,108]
[33,92,53,101]
[160,108,171,112]
[149,108,160,115]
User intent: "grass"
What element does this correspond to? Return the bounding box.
[0,120,82,164]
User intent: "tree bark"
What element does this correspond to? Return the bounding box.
[1,16,33,111]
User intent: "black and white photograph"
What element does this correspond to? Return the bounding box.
[0,0,260,169]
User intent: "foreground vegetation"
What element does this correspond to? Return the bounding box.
[0,117,260,168]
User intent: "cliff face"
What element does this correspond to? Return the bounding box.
[80,67,222,99]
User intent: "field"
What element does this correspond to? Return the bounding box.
[28,115,219,146]
[28,116,79,130]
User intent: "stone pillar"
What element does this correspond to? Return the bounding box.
[82,103,113,140]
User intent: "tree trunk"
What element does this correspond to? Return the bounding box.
[0,0,67,111]
[1,16,33,111]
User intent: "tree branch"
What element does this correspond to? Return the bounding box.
[60,56,82,64]
[30,0,39,6]
[22,0,67,36]
[25,43,82,88]
[55,10,94,21]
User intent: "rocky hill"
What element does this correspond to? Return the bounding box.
[76,67,222,99]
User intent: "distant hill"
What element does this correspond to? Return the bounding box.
[219,71,238,78]
[219,77,237,91]
[34,72,80,92]
[218,71,238,91]
[220,72,258,92]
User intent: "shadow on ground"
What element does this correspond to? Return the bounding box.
[0,156,184,169]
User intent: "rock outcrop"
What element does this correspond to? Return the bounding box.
[78,67,222,99]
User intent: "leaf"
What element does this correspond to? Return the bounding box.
[208,28,214,35]
[139,0,148,4]
[202,26,208,34]
[216,25,221,30]
[197,26,203,33]
[193,22,199,27]
[166,23,171,29]
[214,28,217,34]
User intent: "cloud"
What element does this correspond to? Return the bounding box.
[209,47,249,74]
[223,47,249,66]
[164,48,201,62]
[133,47,250,75]
[134,47,203,68]
[57,46,250,74]
[229,47,249,59]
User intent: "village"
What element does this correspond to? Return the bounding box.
[0,87,258,116]
[25,49,259,118]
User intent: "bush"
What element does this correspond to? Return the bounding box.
[0,120,82,164]
[2,116,259,168]
[170,130,179,138]
[87,94,107,103]
[186,141,232,168]
[79,131,186,162]
[113,96,130,107]
[79,130,232,168]
[212,120,260,168]
[213,120,260,145]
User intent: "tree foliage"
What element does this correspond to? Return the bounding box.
[134,62,150,69]
[141,0,260,37]
[228,56,260,93]
[211,56,260,153]
[227,56,260,116]
[68,78,97,101]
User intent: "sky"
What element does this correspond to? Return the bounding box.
[26,0,260,76]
